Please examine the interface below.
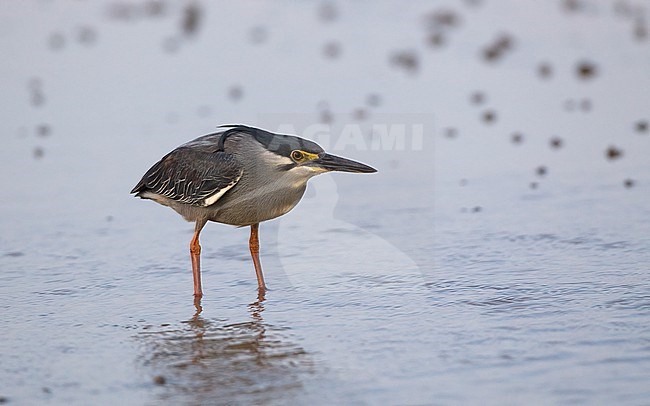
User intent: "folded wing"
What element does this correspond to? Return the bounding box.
[131,147,242,207]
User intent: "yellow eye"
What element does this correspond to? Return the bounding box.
[291,150,305,162]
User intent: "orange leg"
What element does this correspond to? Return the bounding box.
[249,223,267,292]
[190,220,207,298]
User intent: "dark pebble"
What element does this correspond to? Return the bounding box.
[606,146,623,160]
[482,110,496,124]
[472,206,482,213]
[228,86,243,102]
[562,0,583,12]
[444,128,458,138]
[549,136,563,149]
[576,60,598,80]
[495,34,514,50]
[319,110,333,124]
[33,146,45,159]
[482,46,501,62]
[538,62,553,79]
[323,41,342,59]
[635,120,648,133]
[424,9,461,30]
[624,178,635,188]
[366,93,381,107]
[30,90,45,107]
[634,19,647,41]
[352,108,367,121]
[144,0,166,17]
[36,124,51,137]
[470,91,486,105]
[153,375,166,385]
[27,77,45,107]
[390,50,419,74]
[249,26,268,45]
[511,132,524,144]
[481,33,514,62]
[0,396,8,403]
[530,182,539,189]
[536,166,547,177]
[181,3,202,37]
[77,26,97,45]
[427,32,446,48]
[318,2,338,23]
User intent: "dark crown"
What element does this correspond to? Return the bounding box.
[217,124,324,158]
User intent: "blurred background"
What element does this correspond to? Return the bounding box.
[1,1,649,405]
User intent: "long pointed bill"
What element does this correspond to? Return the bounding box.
[311,153,377,173]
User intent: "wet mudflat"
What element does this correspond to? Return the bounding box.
[2,1,650,405]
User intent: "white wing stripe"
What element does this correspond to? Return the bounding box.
[202,172,242,206]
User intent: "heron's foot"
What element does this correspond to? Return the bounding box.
[193,295,203,316]
[257,286,267,301]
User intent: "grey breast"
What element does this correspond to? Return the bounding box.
[210,133,308,226]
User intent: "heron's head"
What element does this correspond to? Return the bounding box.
[274,138,377,179]
[221,125,377,179]
[281,146,377,177]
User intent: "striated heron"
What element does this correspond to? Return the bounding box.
[131,125,376,298]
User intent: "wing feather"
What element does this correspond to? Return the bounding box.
[131,147,242,207]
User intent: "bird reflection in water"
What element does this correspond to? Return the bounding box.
[139,294,315,404]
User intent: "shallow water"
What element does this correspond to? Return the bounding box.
[2,1,650,405]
